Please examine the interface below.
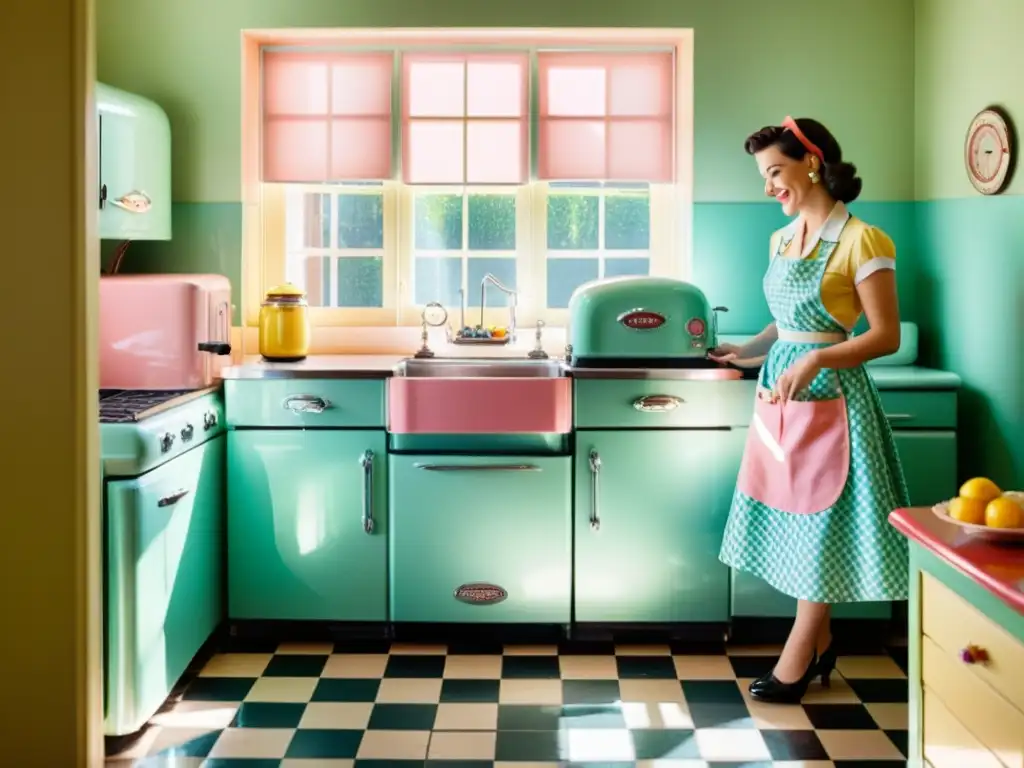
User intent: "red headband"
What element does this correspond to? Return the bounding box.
[782,116,824,163]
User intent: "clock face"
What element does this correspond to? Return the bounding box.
[965,108,1015,195]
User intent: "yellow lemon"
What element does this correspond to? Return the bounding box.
[959,477,1002,504]
[985,497,1023,529]
[948,496,987,526]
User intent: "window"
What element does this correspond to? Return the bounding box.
[247,31,691,334]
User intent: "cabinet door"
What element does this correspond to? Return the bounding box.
[98,104,171,240]
[574,430,744,623]
[105,435,224,736]
[389,455,571,623]
[893,431,957,506]
[227,430,387,621]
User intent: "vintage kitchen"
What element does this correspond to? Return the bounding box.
[91,13,1024,768]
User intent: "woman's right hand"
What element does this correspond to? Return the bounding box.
[708,343,742,363]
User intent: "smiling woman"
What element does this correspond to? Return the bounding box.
[715,116,909,707]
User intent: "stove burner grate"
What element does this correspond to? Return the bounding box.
[99,389,197,424]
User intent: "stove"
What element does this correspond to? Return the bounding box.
[99,386,225,477]
[99,385,227,736]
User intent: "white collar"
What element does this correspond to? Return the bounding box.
[780,202,850,258]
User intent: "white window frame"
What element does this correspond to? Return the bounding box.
[241,28,694,339]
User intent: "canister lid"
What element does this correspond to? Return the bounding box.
[265,283,306,299]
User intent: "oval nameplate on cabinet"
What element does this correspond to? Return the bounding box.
[453,583,508,605]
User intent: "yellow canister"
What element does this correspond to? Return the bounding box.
[258,283,311,361]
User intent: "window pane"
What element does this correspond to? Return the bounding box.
[605,194,651,250]
[414,194,463,250]
[336,256,384,308]
[605,257,650,278]
[336,194,384,249]
[467,258,517,308]
[547,258,599,309]
[547,195,599,250]
[292,254,330,307]
[414,256,462,306]
[468,194,516,251]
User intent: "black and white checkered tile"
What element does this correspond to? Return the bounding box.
[107,640,910,766]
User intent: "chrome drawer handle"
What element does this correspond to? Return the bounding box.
[360,450,375,534]
[415,464,540,472]
[157,489,190,507]
[634,395,682,412]
[588,450,601,531]
[885,413,913,421]
[283,394,331,414]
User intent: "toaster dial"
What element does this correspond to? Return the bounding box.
[686,318,706,337]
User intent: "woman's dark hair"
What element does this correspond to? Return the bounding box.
[744,118,862,203]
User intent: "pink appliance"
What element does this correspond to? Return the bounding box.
[99,274,232,390]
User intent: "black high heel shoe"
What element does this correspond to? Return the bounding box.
[816,642,837,689]
[748,651,819,704]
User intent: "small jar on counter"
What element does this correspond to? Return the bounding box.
[258,283,310,362]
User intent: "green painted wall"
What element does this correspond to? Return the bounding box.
[914,0,1024,486]
[96,0,916,330]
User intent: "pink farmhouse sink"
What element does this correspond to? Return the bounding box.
[387,359,572,434]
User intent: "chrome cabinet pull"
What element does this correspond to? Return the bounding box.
[361,450,375,534]
[885,413,913,421]
[415,464,540,472]
[588,450,601,531]
[633,394,682,412]
[283,394,331,414]
[158,489,190,507]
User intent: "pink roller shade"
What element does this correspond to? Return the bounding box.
[262,50,393,182]
[402,53,528,184]
[537,52,674,182]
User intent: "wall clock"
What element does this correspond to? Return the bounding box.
[964,107,1016,195]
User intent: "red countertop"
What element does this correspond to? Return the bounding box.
[889,507,1024,615]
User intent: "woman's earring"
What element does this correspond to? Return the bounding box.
[808,170,820,184]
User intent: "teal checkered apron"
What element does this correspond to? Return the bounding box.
[719,219,910,603]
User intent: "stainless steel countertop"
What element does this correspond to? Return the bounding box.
[221,354,962,389]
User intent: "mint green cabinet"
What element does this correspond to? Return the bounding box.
[105,435,223,736]
[574,429,745,623]
[388,455,572,623]
[893,431,957,507]
[97,83,171,241]
[227,430,387,621]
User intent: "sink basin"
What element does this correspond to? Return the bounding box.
[388,358,572,434]
[394,358,566,378]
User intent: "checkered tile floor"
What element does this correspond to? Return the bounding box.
[107,640,910,767]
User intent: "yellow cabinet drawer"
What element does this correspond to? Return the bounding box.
[922,572,1024,713]
[922,635,1024,768]
[923,686,1002,768]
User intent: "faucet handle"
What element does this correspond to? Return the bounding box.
[528,320,549,359]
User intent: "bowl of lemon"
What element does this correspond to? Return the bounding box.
[933,478,1024,543]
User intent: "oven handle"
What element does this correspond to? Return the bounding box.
[360,450,375,534]
[415,463,541,472]
[283,395,331,414]
[588,450,601,531]
[633,394,682,412]
[157,489,190,507]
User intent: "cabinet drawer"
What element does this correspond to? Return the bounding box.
[224,378,386,427]
[922,573,1024,713]
[923,686,1002,768]
[877,391,956,428]
[574,379,755,429]
[922,635,1024,768]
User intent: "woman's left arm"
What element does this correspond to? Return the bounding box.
[810,270,901,370]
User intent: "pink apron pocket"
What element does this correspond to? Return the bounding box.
[736,394,850,515]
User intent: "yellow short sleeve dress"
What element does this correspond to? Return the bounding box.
[719,203,910,604]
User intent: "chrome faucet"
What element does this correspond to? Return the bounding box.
[479,273,517,342]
